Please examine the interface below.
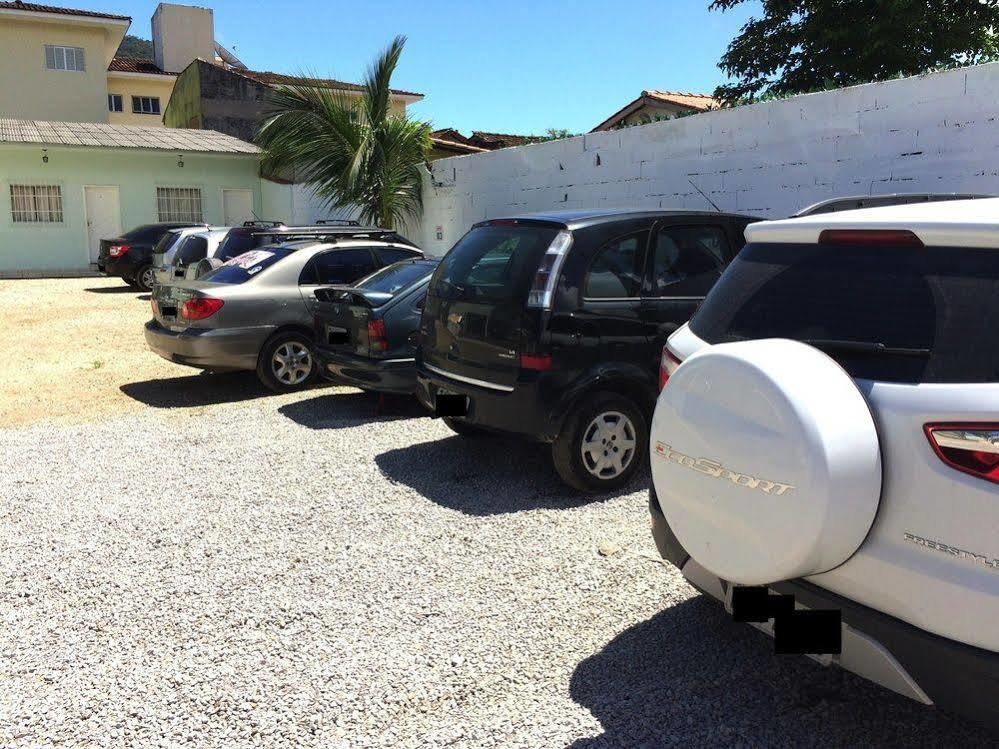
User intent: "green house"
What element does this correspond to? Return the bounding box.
[0,118,265,277]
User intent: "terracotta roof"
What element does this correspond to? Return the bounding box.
[238,69,423,99]
[0,1,129,21]
[430,136,487,155]
[591,89,719,132]
[431,128,472,146]
[0,119,261,154]
[468,131,544,149]
[644,90,718,110]
[108,57,176,76]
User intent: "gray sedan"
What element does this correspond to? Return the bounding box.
[145,238,422,391]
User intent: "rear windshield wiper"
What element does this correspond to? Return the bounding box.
[803,339,931,357]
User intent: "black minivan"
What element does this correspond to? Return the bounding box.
[415,209,757,491]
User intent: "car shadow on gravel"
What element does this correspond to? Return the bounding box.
[84,285,139,294]
[569,596,993,747]
[279,391,428,428]
[374,434,645,515]
[120,371,276,408]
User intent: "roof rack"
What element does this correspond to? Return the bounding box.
[242,220,286,228]
[314,219,361,226]
[793,193,993,217]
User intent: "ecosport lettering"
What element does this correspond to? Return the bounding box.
[654,442,795,496]
[904,532,999,571]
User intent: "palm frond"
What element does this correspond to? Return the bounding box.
[256,38,429,228]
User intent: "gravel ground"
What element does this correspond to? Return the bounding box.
[1,385,994,748]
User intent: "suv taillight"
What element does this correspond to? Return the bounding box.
[180,297,224,321]
[658,344,683,391]
[109,244,129,257]
[526,230,572,310]
[925,423,999,484]
[367,319,388,353]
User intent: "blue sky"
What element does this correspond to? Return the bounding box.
[99,0,761,134]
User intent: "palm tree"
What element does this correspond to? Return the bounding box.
[257,36,431,229]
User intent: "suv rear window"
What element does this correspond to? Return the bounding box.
[691,241,999,383]
[202,247,294,284]
[430,224,559,303]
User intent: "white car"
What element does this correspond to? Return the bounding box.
[153,227,231,287]
[648,198,999,730]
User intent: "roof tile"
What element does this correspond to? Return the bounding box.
[0,119,261,154]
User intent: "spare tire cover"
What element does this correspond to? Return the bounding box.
[650,338,881,585]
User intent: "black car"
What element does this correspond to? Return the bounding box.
[214,222,418,263]
[97,222,207,291]
[415,209,758,492]
[313,258,440,394]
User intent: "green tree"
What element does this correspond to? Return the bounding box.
[711,0,999,102]
[257,36,431,229]
[116,35,153,59]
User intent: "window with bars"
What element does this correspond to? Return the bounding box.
[156,187,203,222]
[44,45,85,72]
[132,96,161,115]
[10,185,64,223]
[108,94,123,112]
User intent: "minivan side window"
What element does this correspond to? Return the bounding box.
[302,248,377,285]
[650,225,728,297]
[583,232,646,299]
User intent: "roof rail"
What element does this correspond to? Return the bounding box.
[315,219,361,226]
[242,220,286,228]
[793,193,993,217]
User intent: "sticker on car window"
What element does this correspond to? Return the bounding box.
[225,250,275,268]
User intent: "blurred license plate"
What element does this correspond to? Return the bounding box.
[435,390,468,416]
[326,325,349,344]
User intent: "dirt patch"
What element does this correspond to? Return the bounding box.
[0,277,281,427]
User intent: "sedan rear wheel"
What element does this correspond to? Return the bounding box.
[134,264,156,292]
[257,332,317,392]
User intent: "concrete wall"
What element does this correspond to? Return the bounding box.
[419,63,999,256]
[106,74,177,127]
[152,3,215,74]
[0,16,115,123]
[0,145,261,275]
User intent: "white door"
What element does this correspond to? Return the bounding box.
[222,189,255,226]
[84,186,121,263]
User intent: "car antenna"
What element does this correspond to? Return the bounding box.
[688,178,722,212]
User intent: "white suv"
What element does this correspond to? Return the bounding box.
[648,198,999,730]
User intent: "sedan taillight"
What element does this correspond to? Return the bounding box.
[180,297,224,321]
[367,319,388,353]
[658,344,683,391]
[925,423,999,484]
[109,244,129,257]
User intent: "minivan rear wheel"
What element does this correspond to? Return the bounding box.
[553,392,647,493]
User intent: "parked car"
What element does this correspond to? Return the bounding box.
[212,221,416,264]
[145,231,422,391]
[649,198,999,730]
[152,227,230,287]
[793,191,991,216]
[415,209,758,491]
[97,222,207,291]
[313,258,441,394]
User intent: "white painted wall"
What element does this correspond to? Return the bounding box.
[420,63,999,256]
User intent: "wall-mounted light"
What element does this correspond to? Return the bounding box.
[177,153,184,168]
[41,148,48,164]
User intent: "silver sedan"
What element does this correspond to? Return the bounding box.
[145,238,422,391]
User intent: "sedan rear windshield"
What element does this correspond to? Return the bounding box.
[430,224,559,303]
[202,247,293,284]
[357,260,436,295]
[690,241,999,383]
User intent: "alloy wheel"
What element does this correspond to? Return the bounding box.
[271,341,313,386]
[140,267,157,290]
[580,410,637,480]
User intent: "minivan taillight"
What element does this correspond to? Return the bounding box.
[658,345,683,391]
[526,230,572,310]
[367,319,389,353]
[180,297,224,320]
[109,244,129,257]
[520,354,552,371]
[925,423,999,484]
